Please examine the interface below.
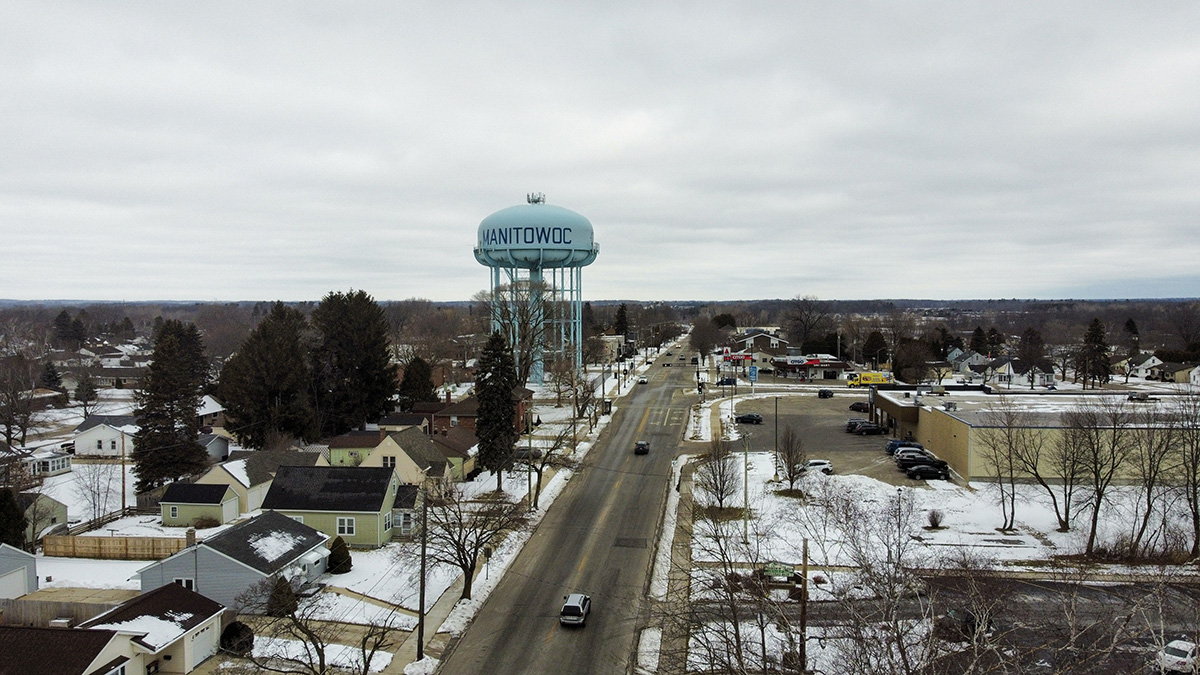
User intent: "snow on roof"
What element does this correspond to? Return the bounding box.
[197,395,224,417]
[248,530,305,563]
[223,458,250,487]
[88,611,196,651]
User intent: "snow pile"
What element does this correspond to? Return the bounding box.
[248,531,304,563]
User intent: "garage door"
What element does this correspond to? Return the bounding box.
[0,567,28,599]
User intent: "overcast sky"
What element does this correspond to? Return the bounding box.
[3,2,1199,303]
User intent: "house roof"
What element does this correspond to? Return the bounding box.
[79,582,223,653]
[379,412,427,427]
[0,625,120,675]
[234,448,321,486]
[411,401,450,415]
[435,395,479,418]
[390,427,447,477]
[16,491,65,512]
[161,482,232,505]
[431,426,478,460]
[201,510,328,575]
[325,430,388,449]
[261,465,395,513]
[74,415,137,434]
[396,484,419,509]
[197,394,224,417]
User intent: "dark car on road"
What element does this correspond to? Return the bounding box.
[854,422,885,435]
[717,377,736,386]
[907,464,950,480]
[849,401,871,412]
[634,440,650,455]
[818,389,834,398]
[735,413,763,424]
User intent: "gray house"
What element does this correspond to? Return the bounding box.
[137,510,329,609]
[0,542,37,599]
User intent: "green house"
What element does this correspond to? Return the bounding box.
[160,483,239,527]
[259,466,400,548]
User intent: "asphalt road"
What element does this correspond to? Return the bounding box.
[437,355,695,675]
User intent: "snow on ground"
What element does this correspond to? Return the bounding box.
[322,547,458,615]
[39,463,138,524]
[252,636,393,673]
[302,591,418,631]
[37,556,145,589]
[76,513,239,539]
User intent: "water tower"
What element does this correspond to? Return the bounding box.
[474,194,599,384]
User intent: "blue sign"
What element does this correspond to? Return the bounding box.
[748,366,758,382]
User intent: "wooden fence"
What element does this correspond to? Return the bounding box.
[0,598,121,627]
[42,535,188,561]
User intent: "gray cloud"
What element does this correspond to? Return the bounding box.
[2,1,1198,302]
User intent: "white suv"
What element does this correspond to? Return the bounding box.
[559,593,592,626]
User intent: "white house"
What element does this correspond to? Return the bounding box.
[73,415,137,458]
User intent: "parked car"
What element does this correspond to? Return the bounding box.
[735,413,763,424]
[849,401,871,413]
[886,439,923,454]
[637,376,648,384]
[818,389,834,399]
[854,422,885,435]
[1156,639,1198,673]
[907,464,950,480]
[798,459,834,475]
[717,377,736,386]
[691,357,699,364]
[662,362,672,367]
[846,418,868,432]
[894,447,933,461]
[898,456,949,471]
[560,593,592,626]
[634,440,650,455]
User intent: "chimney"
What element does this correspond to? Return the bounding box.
[186,528,196,547]
[445,391,451,404]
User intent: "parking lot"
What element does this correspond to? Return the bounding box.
[723,389,936,486]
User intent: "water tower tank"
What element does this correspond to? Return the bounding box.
[474,197,598,269]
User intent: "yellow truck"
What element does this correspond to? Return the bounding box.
[847,372,891,387]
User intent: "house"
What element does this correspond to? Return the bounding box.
[378,411,429,433]
[138,510,329,608]
[1120,353,1164,379]
[1,444,72,489]
[73,415,138,458]
[0,542,37,599]
[729,329,789,356]
[159,483,238,527]
[16,492,68,543]
[430,386,534,436]
[1163,362,1200,384]
[0,584,222,675]
[198,433,230,464]
[196,394,225,430]
[195,449,320,515]
[260,465,401,548]
[76,582,225,673]
[431,426,478,480]
[315,427,447,487]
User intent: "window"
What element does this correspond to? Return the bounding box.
[173,578,194,590]
[291,515,304,524]
[96,439,103,451]
[383,511,392,531]
[337,517,356,536]
[400,512,414,534]
[169,506,178,519]
[382,456,396,469]
[111,439,117,451]
[106,665,126,675]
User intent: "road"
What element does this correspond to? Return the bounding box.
[437,353,695,675]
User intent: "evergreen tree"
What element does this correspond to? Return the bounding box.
[969,326,988,354]
[582,302,597,337]
[986,327,1006,355]
[1077,318,1111,389]
[476,331,517,491]
[118,317,136,340]
[397,357,437,412]
[1124,318,1140,356]
[53,310,74,347]
[39,362,63,391]
[218,303,317,449]
[311,290,398,437]
[132,320,210,492]
[267,576,298,617]
[328,535,353,574]
[614,303,629,337]
[863,331,888,369]
[0,488,27,548]
[1016,328,1046,389]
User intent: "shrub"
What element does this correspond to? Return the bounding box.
[266,576,297,617]
[220,621,254,655]
[192,516,221,530]
[927,509,945,529]
[328,535,353,574]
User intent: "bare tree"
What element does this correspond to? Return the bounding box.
[694,439,740,510]
[778,425,806,490]
[404,478,528,600]
[1068,399,1134,555]
[977,398,1026,531]
[516,425,575,510]
[1176,390,1200,556]
[1168,301,1200,350]
[233,579,403,675]
[0,354,39,447]
[787,295,831,351]
[1124,406,1177,558]
[1009,409,1082,533]
[73,461,123,522]
[477,280,564,386]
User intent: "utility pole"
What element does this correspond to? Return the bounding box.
[773,397,779,482]
[800,537,809,672]
[417,485,429,661]
[742,434,750,544]
[121,433,127,511]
